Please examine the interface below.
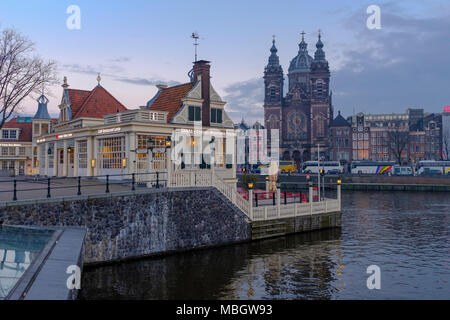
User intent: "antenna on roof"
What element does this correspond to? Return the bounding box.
[191,32,200,62]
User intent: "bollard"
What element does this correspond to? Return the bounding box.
[47,178,51,198]
[156,172,160,188]
[132,173,135,191]
[284,191,287,205]
[77,176,81,196]
[106,175,110,193]
[255,192,258,207]
[13,180,17,201]
[273,192,276,206]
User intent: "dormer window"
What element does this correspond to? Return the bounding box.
[2,129,17,140]
[211,108,223,124]
[188,106,201,122]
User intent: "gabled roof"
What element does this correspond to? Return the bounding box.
[147,82,195,123]
[0,118,32,142]
[331,111,351,127]
[65,86,127,120]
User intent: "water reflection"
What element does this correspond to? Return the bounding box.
[0,226,53,299]
[81,191,450,300]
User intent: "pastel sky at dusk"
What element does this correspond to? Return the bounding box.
[1,0,449,124]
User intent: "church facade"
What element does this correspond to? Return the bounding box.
[263,32,333,165]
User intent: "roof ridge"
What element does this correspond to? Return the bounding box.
[73,85,126,119]
[162,82,193,90]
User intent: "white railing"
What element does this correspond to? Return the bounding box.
[168,170,341,221]
[104,110,168,125]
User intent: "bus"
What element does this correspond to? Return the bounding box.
[258,160,297,174]
[302,161,343,174]
[351,161,395,175]
[416,160,450,176]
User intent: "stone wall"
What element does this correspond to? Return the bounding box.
[251,211,341,240]
[0,188,251,264]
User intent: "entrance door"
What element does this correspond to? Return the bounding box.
[57,149,64,176]
[68,147,75,177]
[19,161,25,176]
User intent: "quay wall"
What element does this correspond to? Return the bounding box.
[251,211,341,240]
[0,188,250,265]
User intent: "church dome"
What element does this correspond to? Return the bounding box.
[288,34,313,74]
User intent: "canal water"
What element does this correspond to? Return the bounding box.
[81,191,450,300]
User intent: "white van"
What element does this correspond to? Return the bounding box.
[393,166,413,176]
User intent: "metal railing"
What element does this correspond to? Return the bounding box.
[0,172,168,203]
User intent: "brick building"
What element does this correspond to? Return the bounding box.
[263,32,333,165]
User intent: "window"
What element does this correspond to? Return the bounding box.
[188,106,201,122]
[270,87,276,99]
[211,108,223,124]
[317,82,323,97]
[19,147,26,156]
[8,147,16,156]
[98,137,125,169]
[2,130,17,140]
[77,140,88,169]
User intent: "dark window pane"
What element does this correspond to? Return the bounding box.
[188,106,194,121]
[217,109,222,123]
[195,106,201,121]
[211,108,217,123]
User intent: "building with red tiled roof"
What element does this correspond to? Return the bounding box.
[33,61,237,182]
[57,75,127,128]
[147,60,234,128]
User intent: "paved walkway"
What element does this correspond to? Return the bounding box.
[0,177,137,203]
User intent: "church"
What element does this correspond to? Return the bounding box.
[263,31,333,166]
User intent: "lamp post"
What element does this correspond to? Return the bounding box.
[210,137,215,178]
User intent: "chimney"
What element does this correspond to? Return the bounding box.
[193,60,211,127]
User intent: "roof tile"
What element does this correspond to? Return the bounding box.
[148,82,195,123]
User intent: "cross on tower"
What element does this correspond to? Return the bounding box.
[300,31,306,41]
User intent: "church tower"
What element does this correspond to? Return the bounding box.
[264,38,284,107]
[310,31,332,157]
[263,38,284,152]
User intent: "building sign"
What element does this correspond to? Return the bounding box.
[56,134,73,139]
[444,106,450,113]
[98,128,121,134]
[36,139,46,143]
[0,143,22,147]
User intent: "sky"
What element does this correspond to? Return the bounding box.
[1,0,449,124]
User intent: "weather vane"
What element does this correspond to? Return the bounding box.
[191,32,200,62]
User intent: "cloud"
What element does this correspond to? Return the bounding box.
[116,77,181,87]
[222,78,264,125]
[332,4,450,116]
[62,63,181,87]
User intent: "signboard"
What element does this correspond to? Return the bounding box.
[445,106,450,113]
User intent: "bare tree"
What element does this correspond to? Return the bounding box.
[443,132,450,160]
[386,127,409,165]
[0,28,57,129]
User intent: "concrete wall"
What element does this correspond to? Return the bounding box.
[0,188,251,264]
